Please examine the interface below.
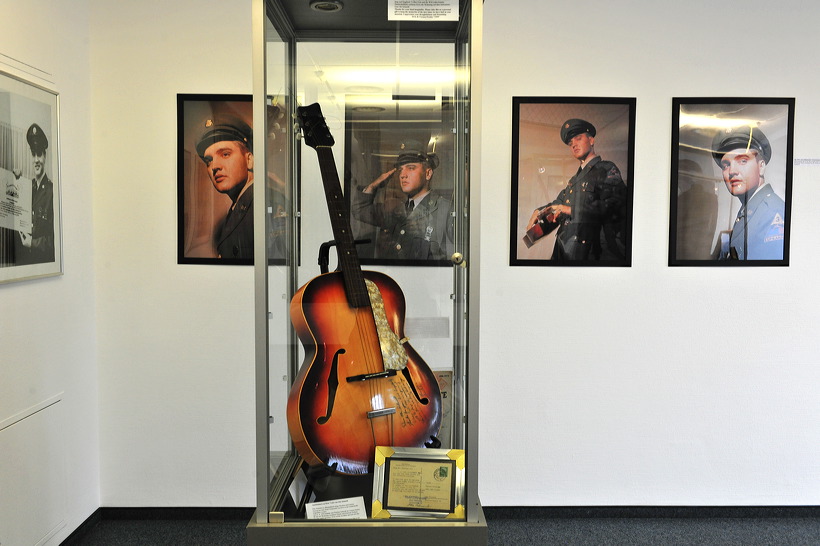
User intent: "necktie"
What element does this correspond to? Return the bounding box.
[406,200,414,213]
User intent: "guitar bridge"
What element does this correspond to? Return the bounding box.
[346,369,398,383]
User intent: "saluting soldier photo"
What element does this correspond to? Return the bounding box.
[352,140,454,263]
[344,96,457,266]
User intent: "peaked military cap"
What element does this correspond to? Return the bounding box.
[711,125,772,166]
[195,115,252,158]
[560,118,596,145]
[395,139,439,170]
[26,123,48,154]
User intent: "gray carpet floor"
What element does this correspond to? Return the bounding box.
[65,508,820,545]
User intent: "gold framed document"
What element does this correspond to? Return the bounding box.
[371,446,465,519]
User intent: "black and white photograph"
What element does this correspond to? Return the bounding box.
[669,98,794,266]
[510,97,635,266]
[0,70,61,283]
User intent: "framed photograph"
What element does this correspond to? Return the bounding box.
[669,98,794,266]
[510,97,635,266]
[0,70,62,284]
[177,94,292,265]
[344,95,455,267]
[371,446,465,519]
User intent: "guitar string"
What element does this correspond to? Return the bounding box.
[318,148,385,423]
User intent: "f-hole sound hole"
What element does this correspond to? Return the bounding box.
[317,348,344,424]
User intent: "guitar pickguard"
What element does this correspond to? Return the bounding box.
[365,279,408,372]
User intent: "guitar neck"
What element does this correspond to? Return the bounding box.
[314,146,370,309]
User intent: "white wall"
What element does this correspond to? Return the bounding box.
[85,0,820,513]
[479,0,820,505]
[90,0,256,507]
[0,2,98,545]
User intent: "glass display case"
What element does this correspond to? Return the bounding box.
[248,1,484,542]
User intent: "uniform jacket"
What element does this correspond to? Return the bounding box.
[721,183,785,260]
[16,174,54,265]
[543,156,627,261]
[353,188,454,261]
[216,184,254,260]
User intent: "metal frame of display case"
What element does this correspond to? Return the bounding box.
[248,0,484,542]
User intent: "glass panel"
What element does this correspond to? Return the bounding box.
[261,15,299,517]
[260,1,475,525]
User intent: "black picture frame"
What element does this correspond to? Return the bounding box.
[177,94,293,266]
[343,95,456,267]
[669,98,794,266]
[509,97,635,267]
[177,94,253,265]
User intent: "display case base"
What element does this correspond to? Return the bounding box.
[246,502,488,546]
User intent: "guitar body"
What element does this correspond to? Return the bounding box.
[287,270,442,475]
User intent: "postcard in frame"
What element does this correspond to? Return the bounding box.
[669,98,794,266]
[510,97,635,267]
[372,446,465,519]
[0,70,62,284]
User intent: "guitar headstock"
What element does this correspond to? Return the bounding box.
[295,103,335,149]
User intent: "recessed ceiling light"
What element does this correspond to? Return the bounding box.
[310,0,344,12]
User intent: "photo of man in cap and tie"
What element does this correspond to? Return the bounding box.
[712,125,785,260]
[14,122,55,265]
[525,118,628,261]
[195,115,254,260]
[352,140,453,261]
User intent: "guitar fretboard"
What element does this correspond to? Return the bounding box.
[315,147,370,309]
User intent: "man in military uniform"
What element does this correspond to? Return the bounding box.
[526,118,627,261]
[196,115,254,260]
[352,142,453,261]
[15,123,55,265]
[712,126,785,260]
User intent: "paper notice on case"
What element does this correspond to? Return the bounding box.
[388,0,459,21]
[435,370,452,448]
[0,167,32,236]
[305,496,367,519]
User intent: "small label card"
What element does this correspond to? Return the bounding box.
[305,496,367,520]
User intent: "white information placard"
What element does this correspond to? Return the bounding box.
[305,496,367,520]
[388,0,459,21]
